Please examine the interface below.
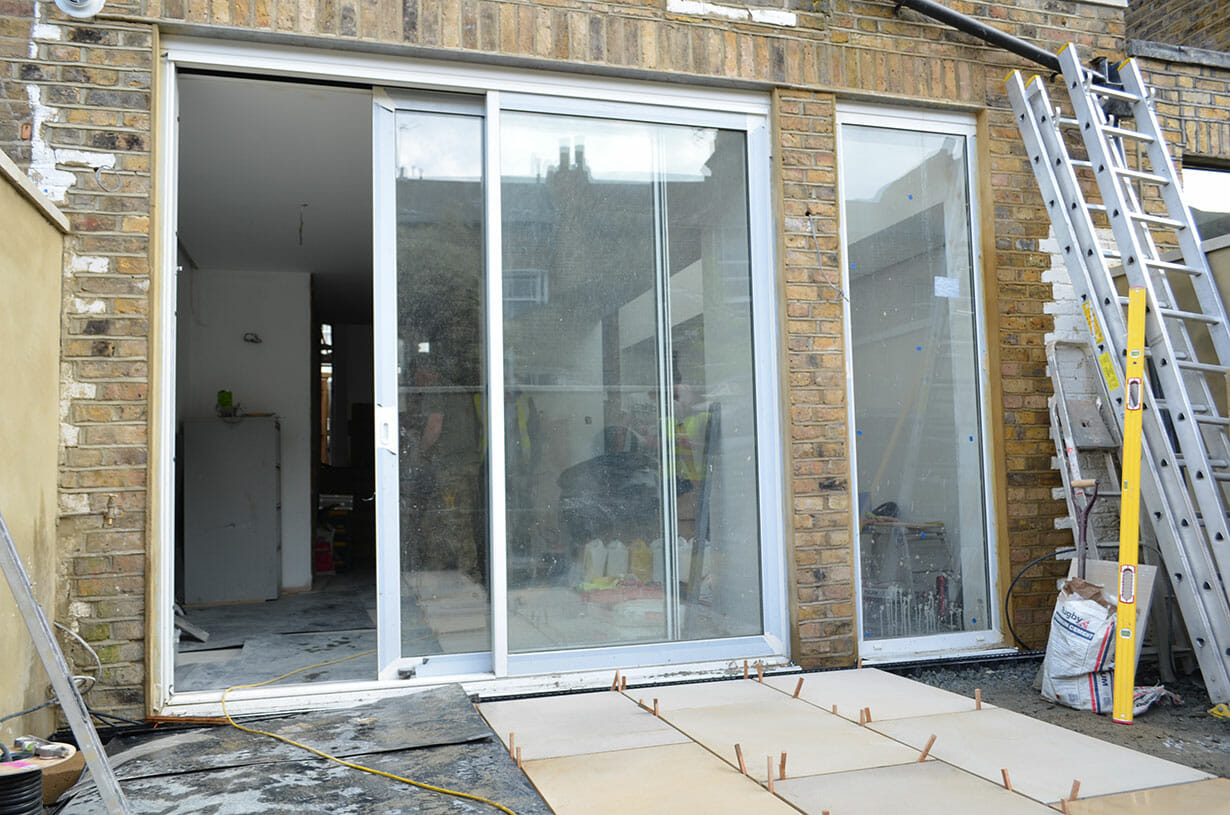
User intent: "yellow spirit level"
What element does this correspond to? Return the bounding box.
[1113,287,1146,724]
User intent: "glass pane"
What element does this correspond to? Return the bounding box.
[501,112,762,652]
[662,127,762,641]
[395,109,490,657]
[842,123,990,641]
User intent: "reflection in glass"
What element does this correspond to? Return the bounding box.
[500,112,763,653]
[395,109,490,657]
[842,124,990,641]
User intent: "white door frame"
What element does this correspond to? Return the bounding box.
[153,36,787,713]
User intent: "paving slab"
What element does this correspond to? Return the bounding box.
[774,759,1057,815]
[661,695,921,781]
[763,668,986,722]
[524,742,798,814]
[478,691,688,761]
[871,707,1212,803]
[1061,778,1230,814]
[629,677,788,712]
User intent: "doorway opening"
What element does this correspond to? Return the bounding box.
[172,73,379,691]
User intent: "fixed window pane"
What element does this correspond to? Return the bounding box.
[843,123,991,641]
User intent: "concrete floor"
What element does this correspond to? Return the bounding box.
[479,669,1219,814]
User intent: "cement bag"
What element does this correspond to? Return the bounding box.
[1042,670,1113,714]
[1043,672,1178,716]
[1043,577,1116,677]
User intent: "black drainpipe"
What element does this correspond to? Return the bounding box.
[894,0,1062,74]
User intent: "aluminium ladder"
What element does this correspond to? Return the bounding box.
[0,509,132,813]
[1007,44,1230,702]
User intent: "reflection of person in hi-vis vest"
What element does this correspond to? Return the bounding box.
[416,363,484,582]
[474,390,540,555]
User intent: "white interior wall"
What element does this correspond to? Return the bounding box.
[182,268,313,592]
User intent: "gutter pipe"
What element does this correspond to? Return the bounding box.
[894,0,1062,74]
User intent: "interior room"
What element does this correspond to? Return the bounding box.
[172,73,380,691]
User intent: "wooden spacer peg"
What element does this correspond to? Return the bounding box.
[858,707,867,726]
[975,688,982,710]
[744,660,749,680]
[516,746,523,769]
[756,662,764,682]
[864,706,872,723]
[1069,779,1080,801]
[508,732,515,758]
[621,675,627,691]
[653,698,659,717]
[1001,768,1013,791]
[734,743,747,775]
[831,704,838,715]
[793,677,804,698]
[766,756,775,793]
[779,751,787,780]
[917,733,936,762]
[611,671,620,692]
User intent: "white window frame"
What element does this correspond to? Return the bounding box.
[153,37,787,715]
[836,103,1006,662]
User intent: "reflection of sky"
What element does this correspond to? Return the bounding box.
[502,114,717,182]
[395,110,719,183]
[842,126,958,202]
[396,113,483,180]
[1184,167,1229,213]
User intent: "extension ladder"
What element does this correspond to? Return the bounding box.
[1007,44,1230,702]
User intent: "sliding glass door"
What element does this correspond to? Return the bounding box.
[375,88,781,681]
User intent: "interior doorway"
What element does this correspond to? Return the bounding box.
[172,73,379,691]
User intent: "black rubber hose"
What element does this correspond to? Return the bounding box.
[1004,543,1167,651]
[1003,547,1075,652]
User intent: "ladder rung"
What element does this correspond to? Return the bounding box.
[1071,159,1093,169]
[1058,117,1080,129]
[1178,359,1230,374]
[1129,211,1186,230]
[1197,414,1230,428]
[1113,166,1170,185]
[1158,307,1222,325]
[1177,456,1230,470]
[1103,124,1155,143]
[1089,83,1142,103]
[1146,258,1201,275]
[1088,203,1108,213]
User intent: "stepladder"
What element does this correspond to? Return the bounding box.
[1007,44,1230,702]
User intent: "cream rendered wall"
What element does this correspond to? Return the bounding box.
[0,151,66,742]
[180,269,313,592]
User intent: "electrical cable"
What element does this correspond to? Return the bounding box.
[221,649,519,815]
[55,621,103,684]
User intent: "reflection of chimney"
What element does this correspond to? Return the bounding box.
[558,139,570,170]
[574,140,585,170]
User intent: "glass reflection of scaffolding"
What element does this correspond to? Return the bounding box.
[860,519,962,639]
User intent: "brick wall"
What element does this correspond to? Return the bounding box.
[1127,0,1230,53]
[1138,56,1230,165]
[0,0,1137,714]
